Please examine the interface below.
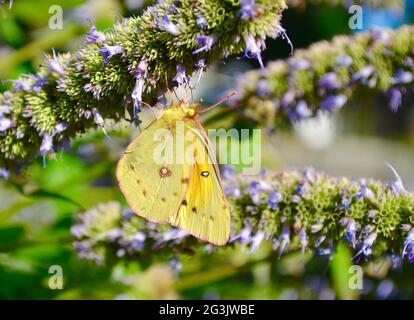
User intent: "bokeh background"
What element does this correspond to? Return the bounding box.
[0,0,414,299]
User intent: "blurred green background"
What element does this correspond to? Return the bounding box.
[1,0,414,299]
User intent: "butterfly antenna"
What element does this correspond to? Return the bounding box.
[200,91,237,114]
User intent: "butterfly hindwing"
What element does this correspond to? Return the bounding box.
[168,120,231,246]
[116,114,191,222]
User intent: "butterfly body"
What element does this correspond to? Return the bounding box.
[116,101,230,245]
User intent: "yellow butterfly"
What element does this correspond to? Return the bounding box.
[116,95,234,246]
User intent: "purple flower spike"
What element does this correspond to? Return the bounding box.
[353,232,377,259]
[158,14,179,35]
[193,34,217,55]
[249,231,265,252]
[387,88,403,113]
[288,58,310,71]
[0,117,12,132]
[195,58,206,72]
[92,108,104,127]
[311,222,324,234]
[54,122,68,135]
[224,186,241,198]
[351,65,374,83]
[168,256,182,274]
[100,45,123,64]
[32,75,47,92]
[356,182,375,201]
[85,25,106,44]
[235,226,251,244]
[296,100,312,119]
[47,57,65,76]
[244,35,265,68]
[131,60,148,114]
[341,218,358,247]
[221,165,235,180]
[391,70,413,84]
[266,191,282,210]
[173,64,190,87]
[130,232,146,251]
[336,54,353,68]
[299,229,308,255]
[281,90,296,108]
[277,226,290,257]
[0,168,10,179]
[318,72,340,90]
[40,134,54,167]
[40,134,53,154]
[256,79,269,97]
[314,235,326,247]
[196,16,208,29]
[12,78,32,91]
[248,181,261,204]
[240,0,255,20]
[402,229,414,261]
[0,105,9,116]
[320,94,347,111]
[372,28,390,43]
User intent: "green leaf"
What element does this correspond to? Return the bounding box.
[0,225,25,245]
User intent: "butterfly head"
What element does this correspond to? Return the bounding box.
[163,101,200,122]
[176,101,201,119]
[183,103,201,118]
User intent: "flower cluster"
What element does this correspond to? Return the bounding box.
[0,0,287,172]
[233,26,414,127]
[72,167,414,266]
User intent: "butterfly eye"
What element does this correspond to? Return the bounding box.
[159,167,172,178]
[201,171,210,177]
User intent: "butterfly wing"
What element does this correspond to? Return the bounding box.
[167,120,231,246]
[116,115,191,223]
